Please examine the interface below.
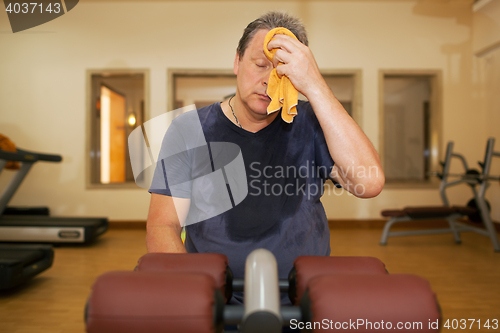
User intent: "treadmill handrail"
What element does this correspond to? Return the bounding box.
[0,148,62,163]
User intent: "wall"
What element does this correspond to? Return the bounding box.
[473,0,500,221]
[481,48,500,221]
[473,0,500,55]
[1,0,491,221]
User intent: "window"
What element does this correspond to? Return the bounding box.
[168,69,361,124]
[169,70,237,113]
[87,70,148,187]
[321,71,361,123]
[380,71,442,184]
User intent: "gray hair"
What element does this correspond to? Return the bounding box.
[236,11,308,59]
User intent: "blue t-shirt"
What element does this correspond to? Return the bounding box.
[149,101,334,303]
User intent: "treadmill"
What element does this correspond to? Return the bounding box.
[0,148,108,244]
[0,243,54,290]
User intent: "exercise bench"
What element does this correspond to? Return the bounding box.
[380,138,500,252]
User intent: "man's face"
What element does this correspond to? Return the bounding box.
[233,29,273,116]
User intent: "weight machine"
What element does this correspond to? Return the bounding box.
[380,138,500,252]
[85,250,441,333]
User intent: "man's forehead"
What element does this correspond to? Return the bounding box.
[245,29,270,56]
[248,29,270,48]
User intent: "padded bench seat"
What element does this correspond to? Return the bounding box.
[382,206,477,219]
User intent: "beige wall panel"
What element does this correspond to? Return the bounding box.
[473,0,500,56]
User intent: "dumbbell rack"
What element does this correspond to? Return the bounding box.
[85,250,441,333]
[380,137,500,252]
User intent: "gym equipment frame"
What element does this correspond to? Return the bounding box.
[380,138,500,252]
[85,250,441,333]
[0,148,108,244]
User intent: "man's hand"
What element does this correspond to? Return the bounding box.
[266,34,329,100]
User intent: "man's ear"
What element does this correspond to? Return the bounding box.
[233,53,240,75]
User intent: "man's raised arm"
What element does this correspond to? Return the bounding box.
[267,34,385,198]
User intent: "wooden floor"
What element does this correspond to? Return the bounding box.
[1,225,499,333]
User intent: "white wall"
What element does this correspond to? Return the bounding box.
[1,0,496,221]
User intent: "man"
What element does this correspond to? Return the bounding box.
[146,11,384,305]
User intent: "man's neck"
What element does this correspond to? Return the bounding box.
[221,97,279,133]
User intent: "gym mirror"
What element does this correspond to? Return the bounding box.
[87,70,148,188]
[381,71,442,185]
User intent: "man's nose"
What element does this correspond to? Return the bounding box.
[262,68,272,86]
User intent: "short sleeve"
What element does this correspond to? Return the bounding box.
[149,119,192,198]
[149,110,213,198]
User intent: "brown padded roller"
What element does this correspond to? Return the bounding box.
[404,207,457,219]
[290,256,387,304]
[85,271,223,333]
[382,206,471,219]
[381,209,407,217]
[303,274,441,333]
[135,253,231,301]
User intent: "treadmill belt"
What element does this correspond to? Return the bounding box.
[0,244,54,290]
[0,249,45,266]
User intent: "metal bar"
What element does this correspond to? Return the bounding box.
[223,305,302,326]
[436,173,499,180]
[453,223,491,237]
[380,216,412,245]
[224,305,244,325]
[429,172,500,181]
[0,162,34,214]
[279,279,289,292]
[439,141,455,207]
[0,148,62,163]
[481,138,495,175]
[281,306,302,324]
[477,138,500,251]
[231,278,288,293]
[443,179,479,188]
[232,278,244,292]
[446,216,462,244]
[242,249,282,333]
[451,152,469,171]
[0,160,7,175]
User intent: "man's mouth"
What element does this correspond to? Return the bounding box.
[258,93,271,101]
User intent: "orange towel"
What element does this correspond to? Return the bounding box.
[263,27,299,123]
